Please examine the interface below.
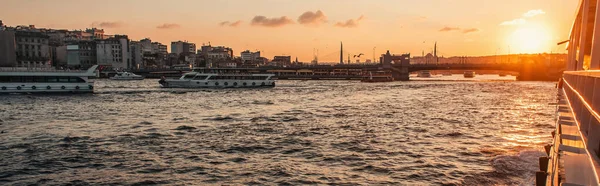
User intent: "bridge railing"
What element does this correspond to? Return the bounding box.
[562,71,600,185]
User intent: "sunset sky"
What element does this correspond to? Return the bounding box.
[2,0,579,62]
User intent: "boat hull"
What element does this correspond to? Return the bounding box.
[160,80,276,88]
[0,82,94,93]
[110,77,144,80]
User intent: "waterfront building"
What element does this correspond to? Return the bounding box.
[14,29,51,67]
[241,50,261,62]
[271,56,291,67]
[66,41,97,69]
[171,41,196,55]
[152,42,168,55]
[0,30,17,67]
[96,35,130,70]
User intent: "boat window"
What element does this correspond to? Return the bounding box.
[194,76,208,80]
[34,77,45,82]
[183,75,195,80]
[23,76,35,82]
[69,77,85,82]
[58,77,70,82]
[10,77,21,82]
[47,77,58,82]
[0,76,10,82]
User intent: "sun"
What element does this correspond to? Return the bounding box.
[508,25,551,54]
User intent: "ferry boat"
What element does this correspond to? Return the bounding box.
[361,71,394,82]
[463,71,475,78]
[0,65,98,93]
[417,70,432,78]
[540,1,600,185]
[159,68,275,88]
[110,71,144,80]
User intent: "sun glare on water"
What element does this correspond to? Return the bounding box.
[508,25,552,54]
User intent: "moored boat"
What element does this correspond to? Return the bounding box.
[0,65,98,93]
[417,70,432,78]
[464,71,475,78]
[110,71,144,80]
[159,68,275,88]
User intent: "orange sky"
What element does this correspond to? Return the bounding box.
[1,0,579,62]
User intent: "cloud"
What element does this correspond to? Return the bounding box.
[500,10,544,26]
[219,20,242,27]
[439,26,460,32]
[298,10,327,26]
[500,18,526,25]
[92,21,124,28]
[462,28,480,34]
[156,23,181,29]
[334,15,365,28]
[523,9,546,17]
[250,16,294,27]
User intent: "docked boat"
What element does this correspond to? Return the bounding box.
[110,71,144,80]
[361,71,394,82]
[159,68,275,88]
[417,70,432,78]
[0,65,98,93]
[464,71,475,78]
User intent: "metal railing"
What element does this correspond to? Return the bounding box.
[562,71,600,185]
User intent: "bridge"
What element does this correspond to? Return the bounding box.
[102,52,566,81]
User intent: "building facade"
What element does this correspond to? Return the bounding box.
[272,56,291,67]
[14,30,51,67]
[96,35,130,69]
[241,50,260,62]
[171,41,196,55]
[66,41,97,68]
[0,30,16,67]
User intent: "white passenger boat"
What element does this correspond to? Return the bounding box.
[417,70,432,78]
[0,65,98,93]
[110,71,144,80]
[464,71,475,78]
[159,68,275,88]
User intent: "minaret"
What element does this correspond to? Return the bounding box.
[434,42,438,64]
[434,42,437,57]
[340,42,344,65]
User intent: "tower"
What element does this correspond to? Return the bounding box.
[434,42,438,64]
[434,42,437,57]
[340,42,344,65]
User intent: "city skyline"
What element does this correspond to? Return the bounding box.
[2,0,578,61]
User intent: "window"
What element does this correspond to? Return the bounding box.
[194,76,208,80]
[34,77,45,82]
[58,77,69,82]
[38,51,41,57]
[47,77,58,82]
[10,76,22,82]
[69,77,85,82]
[0,76,10,82]
[183,75,195,80]
[37,45,40,50]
